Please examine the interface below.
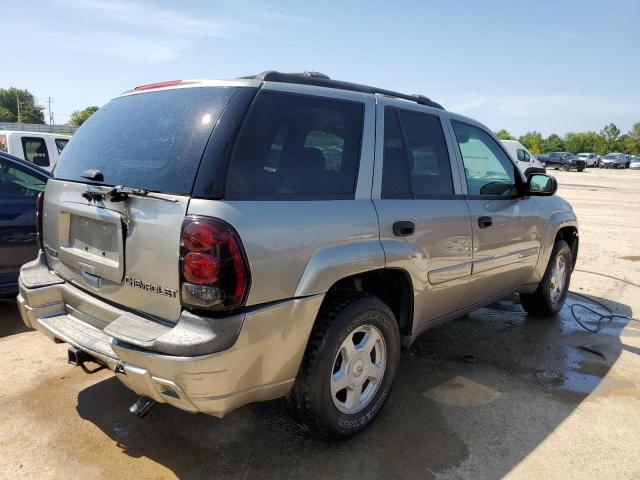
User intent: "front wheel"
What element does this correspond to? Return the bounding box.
[520,239,572,317]
[286,295,400,439]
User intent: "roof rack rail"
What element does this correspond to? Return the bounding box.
[240,71,444,110]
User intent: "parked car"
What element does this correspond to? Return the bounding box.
[17,72,578,438]
[629,156,640,170]
[0,151,50,297]
[500,140,546,176]
[577,152,598,167]
[599,153,629,169]
[537,151,586,171]
[0,130,71,172]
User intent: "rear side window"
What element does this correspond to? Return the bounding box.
[382,108,454,198]
[21,137,50,167]
[0,163,47,198]
[54,87,239,195]
[55,138,69,153]
[225,92,363,199]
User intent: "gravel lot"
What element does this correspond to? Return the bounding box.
[1,169,639,479]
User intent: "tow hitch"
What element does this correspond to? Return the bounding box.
[67,347,106,374]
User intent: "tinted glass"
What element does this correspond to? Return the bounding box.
[452,121,517,197]
[55,87,239,195]
[21,137,50,167]
[226,92,363,198]
[382,108,453,198]
[55,138,68,153]
[0,162,47,198]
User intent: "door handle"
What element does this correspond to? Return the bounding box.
[393,221,415,237]
[478,216,493,229]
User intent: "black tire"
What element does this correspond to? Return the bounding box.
[520,240,572,317]
[577,167,584,172]
[286,294,401,439]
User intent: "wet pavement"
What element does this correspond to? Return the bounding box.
[1,169,639,479]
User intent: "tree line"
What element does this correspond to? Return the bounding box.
[0,87,98,126]
[496,123,640,156]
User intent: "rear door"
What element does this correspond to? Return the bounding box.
[373,99,472,330]
[446,118,541,307]
[43,85,245,322]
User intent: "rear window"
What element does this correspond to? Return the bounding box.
[225,91,364,199]
[54,87,239,195]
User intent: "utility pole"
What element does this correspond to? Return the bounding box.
[47,97,53,131]
[16,94,21,123]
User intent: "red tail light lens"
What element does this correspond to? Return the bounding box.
[183,253,218,284]
[180,216,250,310]
[35,192,44,251]
[182,222,216,252]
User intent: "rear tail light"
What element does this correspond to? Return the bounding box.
[35,192,44,251]
[180,216,250,310]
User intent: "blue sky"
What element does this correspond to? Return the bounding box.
[3,0,639,136]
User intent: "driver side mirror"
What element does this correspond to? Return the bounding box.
[527,174,557,196]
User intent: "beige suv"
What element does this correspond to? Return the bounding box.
[18,72,578,438]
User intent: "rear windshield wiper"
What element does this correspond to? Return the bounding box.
[83,185,178,203]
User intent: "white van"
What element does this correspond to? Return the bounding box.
[500,139,546,176]
[0,131,71,171]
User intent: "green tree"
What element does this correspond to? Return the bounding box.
[0,106,16,122]
[626,122,640,155]
[0,87,45,123]
[495,129,515,140]
[69,106,99,126]
[564,131,605,154]
[543,134,564,152]
[601,123,621,152]
[518,131,543,153]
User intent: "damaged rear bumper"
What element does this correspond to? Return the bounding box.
[17,253,323,417]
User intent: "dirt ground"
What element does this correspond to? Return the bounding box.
[1,168,639,479]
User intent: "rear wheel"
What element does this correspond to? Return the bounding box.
[286,295,400,439]
[520,240,572,317]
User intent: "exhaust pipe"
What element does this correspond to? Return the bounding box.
[129,396,156,418]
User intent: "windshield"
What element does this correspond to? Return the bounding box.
[603,155,616,159]
[54,87,239,195]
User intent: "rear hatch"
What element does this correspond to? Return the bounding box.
[43,85,244,322]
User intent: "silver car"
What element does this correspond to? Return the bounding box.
[18,72,578,438]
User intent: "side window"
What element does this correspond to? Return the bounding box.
[55,138,69,154]
[451,121,517,197]
[226,92,363,199]
[382,108,454,198]
[21,137,50,167]
[0,163,47,198]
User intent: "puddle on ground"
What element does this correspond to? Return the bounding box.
[423,376,502,407]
